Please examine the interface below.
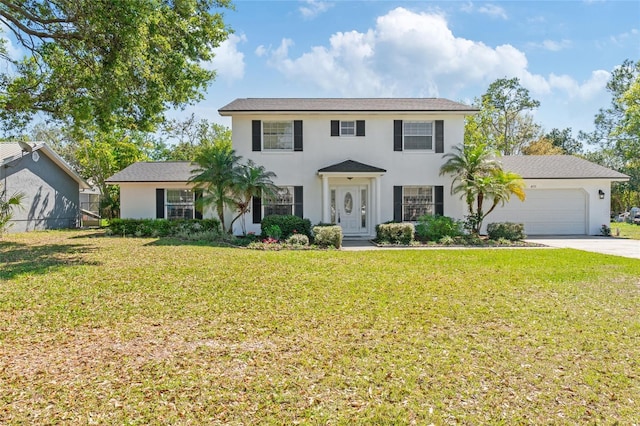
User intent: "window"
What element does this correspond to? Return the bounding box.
[404,121,433,150]
[263,186,294,216]
[263,121,293,150]
[402,186,433,221]
[166,189,195,220]
[340,121,355,136]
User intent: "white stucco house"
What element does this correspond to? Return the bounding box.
[107,98,628,236]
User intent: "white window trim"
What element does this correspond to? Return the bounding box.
[402,186,434,221]
[166,189,195,220]
[403,120,434,151]
[340,120,356,137]
[263,121,294,151]
[263,186,295,216]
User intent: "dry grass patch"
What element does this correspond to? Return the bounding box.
[1,230,639,424]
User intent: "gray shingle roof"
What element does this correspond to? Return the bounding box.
[501,155,629,180]
[219,98,478,114]
[106,162,196,183]
[318,160,387,173]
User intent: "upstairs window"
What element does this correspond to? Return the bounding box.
[263,121,293,150]
[340,121,355,136]
[403,121,433,150]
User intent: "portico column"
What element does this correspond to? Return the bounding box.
[375,175,381,226]
[322,175,330,223]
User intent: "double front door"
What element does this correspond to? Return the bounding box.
[332,185,367,236]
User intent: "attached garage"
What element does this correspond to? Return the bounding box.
[488,156,629,236]
[489,188,587,235]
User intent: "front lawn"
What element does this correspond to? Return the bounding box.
[1,231,639,424]
[611,221,640,240]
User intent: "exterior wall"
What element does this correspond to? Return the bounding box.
[488,178,614,235]
[2,152,80,233]
[119,182,215,220]
[232,113,467,235]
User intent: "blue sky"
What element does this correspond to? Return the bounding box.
[197,0,640,137]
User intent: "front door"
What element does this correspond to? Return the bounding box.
[333,186,367,236]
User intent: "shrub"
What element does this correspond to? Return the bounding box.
[107,218,221,237]
[263,224,282,240]
[286,233,309,246]
[438,235,455,245]
[312,225,342,249]
[487,222,526,241]
[261,215,312,240]
[376,222,415,244]
[415,215,463,242]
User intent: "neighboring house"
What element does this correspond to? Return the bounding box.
[0,142,90,233]
[109,98,628,236]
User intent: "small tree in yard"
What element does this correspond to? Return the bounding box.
[229,160,278,235]
[440,143,526,235]
[0,183,25,236]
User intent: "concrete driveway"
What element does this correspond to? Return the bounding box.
[525,236,640,259]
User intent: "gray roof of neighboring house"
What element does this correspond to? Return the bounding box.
[219,98,478,114]
[106,161,196,183]
[0,141,90,188]
[318,159,387,174]
[501,155,629,180]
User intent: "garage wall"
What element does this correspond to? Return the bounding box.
[484,178,613,235]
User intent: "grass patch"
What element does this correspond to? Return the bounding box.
[611,221,640,240]
[1,230,639,424]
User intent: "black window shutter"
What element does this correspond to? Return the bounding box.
[194,189,203,219]
[356,120,365,136]
[294,120,303,151]
[294,186,303,218]
[252,120,262,151]
[252,196,262,224]
[393,186,403,222]
[434,186,444,216]
[394,120,403,151]
[331,120,339,136]
[156,188,165,219]
[435,120,444,153]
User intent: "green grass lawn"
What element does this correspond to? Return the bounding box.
[611,221,640,240]
[1,230,639,424]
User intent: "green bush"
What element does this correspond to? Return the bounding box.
[415,215,463,242]
[261,215,312,239]
[312,225,342,249]
[487,222,526,241]
[375,222,415,244]
[263,224,282,240]
[107,218,221,237]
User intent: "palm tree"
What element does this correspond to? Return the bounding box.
[228,160,278,235]
[440,143,525,234]
[189,144,241,232]
[0,184,25,236]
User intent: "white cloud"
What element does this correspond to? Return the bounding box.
[299,0,333,19]
[205,34,247,83]
[461,2,508,19]
[541,39,572,52]
[263,7,605,104]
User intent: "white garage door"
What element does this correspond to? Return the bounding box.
[489,189,587,235]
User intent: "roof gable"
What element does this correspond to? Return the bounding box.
[1,142,89,189]
[318,159,387,174]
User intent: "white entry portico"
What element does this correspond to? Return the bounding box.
[318,160,386,237]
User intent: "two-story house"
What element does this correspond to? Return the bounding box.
[218,98,476,237]
[108,98,628,236]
